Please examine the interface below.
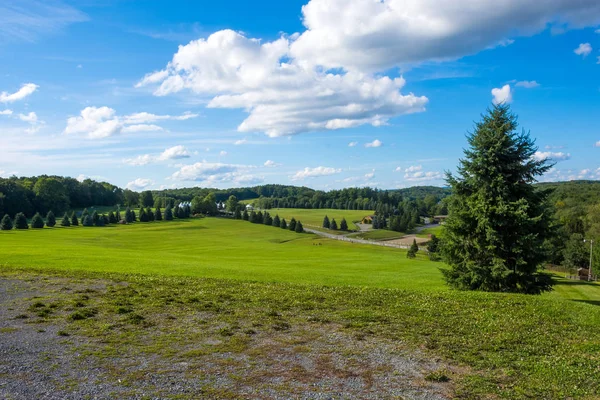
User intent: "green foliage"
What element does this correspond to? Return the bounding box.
[140,191,154,207]
[322,215,330,229]
[428,234,440,261]
[91,211,99,225]
[340,218,348,231]
[272,214,280,227]
[130,209,136,222]
[225,195,239,213]
[263,211,273,225]
[108,211,117,224]
[563,233,589,269]
[147,207,155,222]
[31,213,44,229]
[280,218,287,229]
[288,218,297,231]
[139,208,148,222]
[234,209,242,220]
[45,211,56,227]
[95,214,106,227]
[14,213,28,229]
[71,212,79,226]
[115,210,121,222]
[61,213,71,227]
[164,205,173,221]
[295,220,304,233]
[1,214,13,230]
[442,105,554,294]
[82,215,93,227]
[242,209,249,221]
[330,218,338,230]
[154,207,162,221]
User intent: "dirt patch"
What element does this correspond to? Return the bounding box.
[384,234,431,246]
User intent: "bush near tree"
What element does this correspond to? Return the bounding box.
[31,213,45,229]
[139,208,148,222]
[407,239,418,259]
[71,212,79,226]
[61,213,71,227]
[92,211,100,225]
[428,234,441,261]
[14,213,28,229]
[442,105,554,294]
[46,211,56,227]
[340,218,348,231]
[1,214,13,230]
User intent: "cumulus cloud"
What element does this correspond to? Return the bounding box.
[595,141,600,147]
[136,29,428,137]
[124,145,192,166]
[219,150,227,157]
[126,178,154,191]
[264,160,281,167]
[0,109,12,115]
[348,141,358,147]
[364,139,382,148]
[533,151,571,161]
[291,166,342,180]
[364,170,375,179]
[404,170,443,182]
[234,139,247,145]
[405,165,423,173]
[574,43,592,57]
[64,107,198,139]
[394,166,403,172]
[492,84,513,105]
[171,161,262,186]
[515,80,540,88]
[0,83,38,103]
[18,112,38,123]
[290,0,600,71]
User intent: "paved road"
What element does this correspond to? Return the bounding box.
[303,227,411,249]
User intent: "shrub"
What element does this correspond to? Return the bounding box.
[234,209,242,220]
[340,218,348,231]
[147,207,155,222]
[45,211,56,227]
[288,218,297,231]
[242,209,249,221]
[272,214,280,227]
[61,213,71,227]
[70,212,79,226]
[330,218,338,230]
[322,215,330,229]
[295,220,304,233]
[139,208,148,222]
[280,218,287,229]
[108,211,117,224]
[14,213,28,229]
[1,214,13,230]
[94,215,106,227]
[82,215,93,227]
[164,205,173,221]
[91,211,99,225]
[154,207,162,221]
[31,213,44,229]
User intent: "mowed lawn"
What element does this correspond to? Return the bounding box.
[0,217,443,290]
[260,208,372,229]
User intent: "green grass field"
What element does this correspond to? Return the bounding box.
[2,217,600,398]
[347,229,406,241]
[257,208,372,230]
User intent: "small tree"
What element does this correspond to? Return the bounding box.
[91,211,99,225]
[1,214,13,230]
[263,212,272,225]
[95,214,106,227]
[147,207,155,222]
[242,209,249,221]
[280,218,287,229]
[289,218,297,231]
[164,205,173,221]
[31,212,44,229]
[410,239,419,255]
[116,209,121,222]
[61,213,71,227]
[82,215,93,227]
[45,211,56,227]
[130,210,137,222]
[273,214,280,227]
[255,211,263,224]
[330,218,338,230]
[295,220,304,233]
[139,208,148,222]
[71,212,79,226]
[155,207,163,221]
[322,215,330,229]
[407,247,416,259]
[234,209,242,219]
[14,213,28,229]
[108,211,117,224]
[340,218,348,231]
[428,234,441,261]
[81,208,89,218]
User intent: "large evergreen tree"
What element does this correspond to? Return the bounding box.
[71,212,79,226]
[289,218,297,231]
[340,218,348,231]
[442,105,554,294]
[330,218,338,231]
[14,212,28,229]
[322,215,330,229]
[295,220,304,233]
[140,191,154,207]
[155,207,163,221]
[280,218,287,229]
[272,214,280,227]
[1,214,13,230]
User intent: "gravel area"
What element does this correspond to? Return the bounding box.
[0,275,455,399]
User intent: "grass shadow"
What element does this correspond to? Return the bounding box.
[573,300,600,306]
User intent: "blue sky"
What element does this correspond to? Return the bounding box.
[1,0,599,191]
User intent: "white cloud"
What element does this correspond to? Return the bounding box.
[365,170,375,179]
[124,154,155,166]
[124,145,191,166]
[394,166,403,172]
[0,83,39,103]
[405,165,423,172]
[515,80,540,88]
[597,56,600,65]
[136,29,428,137]
[264,160,281,167]
[290,0,600,71]
[126,178,154,191]
[64,107,197,139]
[533,151,571,161]
[574,43,592,57]
[0,109,12,115]
[18,112,38,123]
[348,141,358,147]
[291,166,342,180]
[76,174,87,182]
[594,141,600,147]
[234,139,248,145]
[365,139,382,148]
[492,84,513,105]
[171,161,261,186]
[404,170,443,182]
[219,150,227,156]
[121,124,163,133]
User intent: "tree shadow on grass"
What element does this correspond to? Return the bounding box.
[573,300,600,306]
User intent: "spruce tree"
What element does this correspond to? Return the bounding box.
[95,214,106,227]
[340,218,348,231]
[442,105,554,294]
[147,207,155,222]
[273,214,280,227]
[322,215,330,229]
[164,205,173,221]
[61,213,71,227]
[71,212,79,226]
[295,220,304,233]
[139,208,148,222]
[428,234,440,261]
[242,209,249,221]
[14,213,28,229]
[130,210,137,222]
[410,239,419,255]
[155,207,163,221]
[1,214,13,230]
[31,212,44,228]
[263,212,272,225]
[234,209,242,220]
[255,211,263,224]
[82,215,93,227]
[81,208,89,219]
[108,211,117,224]
[92,211,99,225]
[330,218,338,230]
[45,211,56,227]
[280,218,287,229]
[289,218,297,231]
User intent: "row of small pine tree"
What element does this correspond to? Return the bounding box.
[322,215,349,231]
[231,208,304,233]
[0,204,193,230]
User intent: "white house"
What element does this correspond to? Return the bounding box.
[245,204,254,211]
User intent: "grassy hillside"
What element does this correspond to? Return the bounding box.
[254,208,372,229]
[0,217,440,289]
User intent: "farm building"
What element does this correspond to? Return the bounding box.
[361,215,376,224]
[245,204,254,211]
[433,215,448,224]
